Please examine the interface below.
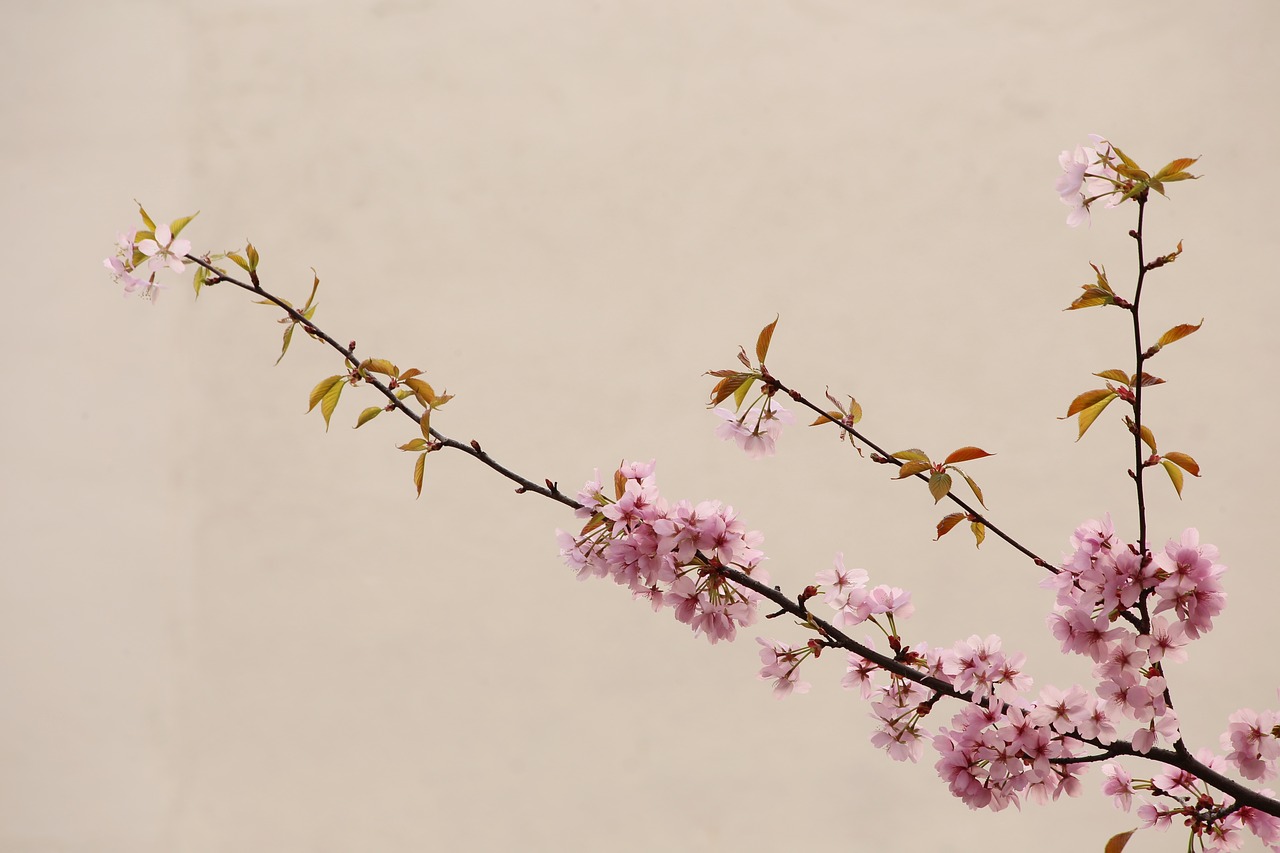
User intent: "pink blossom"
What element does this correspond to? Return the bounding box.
[814,552,868,603]
[712,401,793,459]
[865,585,914,620]
[1028,684,1089,735]
[136,223,191,273]
[1100,762,1136,811]
[841,652,879,699]
[1221,708,1280,782]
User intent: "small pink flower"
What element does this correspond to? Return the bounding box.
[136,223,191,273]
[1100,762,1135,811]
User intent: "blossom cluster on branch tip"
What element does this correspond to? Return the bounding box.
[1057,134,1122,227]
[557,461,769,645]
[713,399,794,459]
[102,206,196,304]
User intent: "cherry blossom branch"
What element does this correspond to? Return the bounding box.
[761,371,1055,573]
[185,255,579,510]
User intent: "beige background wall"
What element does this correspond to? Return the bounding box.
[3,1,1279,851]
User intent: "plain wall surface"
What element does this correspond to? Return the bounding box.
[3,2,1279,850]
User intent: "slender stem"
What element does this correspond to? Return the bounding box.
[186,255,579,510]
[1130,196,1150,560]
[765,374,1054,573]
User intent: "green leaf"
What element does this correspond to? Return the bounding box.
[943,446,992,465]
[928,471,952,503]
[227,251,251,273]
[413,452,426,498]
[169,211,199,237]
[308,375,344,412]
[957,469,986,508]
[895,460,931,479]
[360,358,398,377]
[935,512,965,540]
[419,409,432,440]
[193,263,208,298]
[810,411,844,426]
[1161,459,1185,498]
[246,242,260,271]
[755,316,778,364]
[732,375,756,408]
[892,448,931,464]
[1163,451,1200,476]
[398,438,429,451]
[970,521,985,548]
[1076,393,1118,440]
[302,270,320,311]
[355,406,383,428]
[136,203,157,231]
[276,322,295,365]
[320,378,344,431]
[1104,829,1138,853]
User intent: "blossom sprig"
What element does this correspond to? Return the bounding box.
[1056,135,1199,227]
[102,204,197,304]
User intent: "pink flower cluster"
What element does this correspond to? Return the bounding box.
[1043,516,1228,753]
[103,219,191,304]
[1056,134,1121,227]
[713,399,794,459]
[557,460,770,644]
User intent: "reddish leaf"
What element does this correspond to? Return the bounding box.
[935,513,965,539]
[1155,320,1203,349]
[943,446,993,465]
[1163,451,1200,476]
[1154,157,1199,181]
[1105,829,1138,853]
[1064,388,1113,418]
[895,460,931,479]
[1137,373,1165,387]
[756,316,778,364]
[1094,369,1130,384]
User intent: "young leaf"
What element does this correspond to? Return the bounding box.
[928,471,952,503]
[1136,373,1165,387]
[308,375,344,412]
[169,211,199,237]
[732,375,756,409]
[320,378,344,431]
[1154,157,1199,181]
[302,270,320,312]
[1063,388,1113,418]
[246,243,260,271]
[935,512,965,539]
[193,263,208,298]
[943,446,993,465]
[419,409,432,440]
[1134,422,1157,454]
[957,469,986,508]
[1075,393,1118,440]
[892,448,931,464]
[756,316,778,364]
[355,406,382,428]
[1094,369,1130,384]
[970,521,985,548]
[810,411,844,426]
[1161,458,1185,498]
[276,322,295,365]
[1155,320,1203,349]
[708,372,751,407]
[895,460,931,479]
[405,377,437,407]
[1103,829,1137,853]
[136,202,157,231]
[413,452,426,498]
[360,358,399,377]
[227,251,251,273]
[1163,451,1201,476]
[398,438,429,451]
